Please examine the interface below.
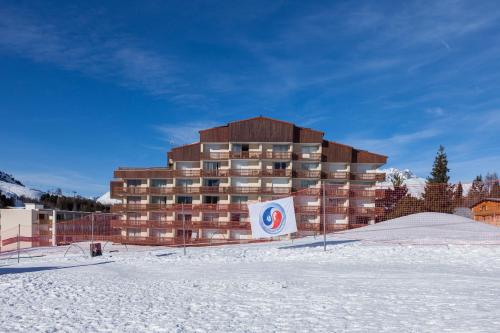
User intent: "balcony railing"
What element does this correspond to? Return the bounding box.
[262,152,292,159]
[201,169,229,177]
[199,186,230,194]
[229,169,262,177]
[350,173,386,181]
[261,169,292,177]
[325,188,350,197]
[295,206,321,214]
[297,223,320,231]
[229,151,262,159]
[293,170,321,178]
[325,206,349,214]
[201,152,230,160]
[148,187,175,195]
[174,170,201,177]
[174,186,201,194]
[323,172,350,180]
[293,153,322,160]
[349,207,384,215]
[260,187,292,195]
[114,168,173,179]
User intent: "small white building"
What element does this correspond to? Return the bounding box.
[0,204,88,252]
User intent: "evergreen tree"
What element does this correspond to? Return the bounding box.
[467,175,488,206]
[491,180,500,198]
[453,182,464,207]
[423,145,454,213]
[427,145,450,183]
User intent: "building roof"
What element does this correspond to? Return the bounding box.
[472,198,500,207]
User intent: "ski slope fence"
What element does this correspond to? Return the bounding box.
[1,181,499,261]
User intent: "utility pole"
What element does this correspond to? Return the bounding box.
[322,181,327,252]
[182,203,186,255]
[17,224,20,263]
[91,213,94,246]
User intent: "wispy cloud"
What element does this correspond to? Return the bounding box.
[153,120,219,145]
[425,107,445,116]
[14,169,108,197]
[0,7,183,99]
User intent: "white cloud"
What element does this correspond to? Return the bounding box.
[154,121,219,145]
[425,107,445,116]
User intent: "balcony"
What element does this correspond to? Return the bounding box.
[114,167,173,179]
[174,170,201,177]
[325,206,349,214]
[201,169,229,177]
[295,206,321,214]
[148,187,175,195]
[227,203,249,212]
[262,152,292,160]
[229,151,262,159]
[201,152,230,160]
[293,170,321,178]
[325,188,350,197]
[199,186,229,194]
[351,173,386,181]
[228,186,263,194]
[111,204,148,212]
[194,203,229,211]
[293,187,321,196]
[112,186,149,195]
[293,153,322,160]
[350,189,385,198]
[111,219,174,228]
[349,207,384,215]
[261,169,292,177]
[323,172,350,180]
[261,187,292,195]
[229,169,261,177]
[174,186,201,194]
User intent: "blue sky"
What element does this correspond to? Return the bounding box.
[1,0,499,197]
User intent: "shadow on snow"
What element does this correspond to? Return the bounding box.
[0,261,114,275]
[279,239,358,249]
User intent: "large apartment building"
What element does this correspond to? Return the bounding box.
[110,117,387,244]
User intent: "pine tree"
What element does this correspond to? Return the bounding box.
[453,182,464,207]
[467,175,488,206]
[427,145,450,183]
[423,145,454,213]
[491,180,500,198]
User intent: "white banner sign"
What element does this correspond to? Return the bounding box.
[248,196,297,238]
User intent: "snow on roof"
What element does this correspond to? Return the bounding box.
[337,212,500,244]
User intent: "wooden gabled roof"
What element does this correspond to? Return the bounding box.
[321,140,387,164]
[199,116,324,143]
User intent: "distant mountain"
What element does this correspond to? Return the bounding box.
[0,171,43,200]
[97,191,120,206]
[377,168,472,198]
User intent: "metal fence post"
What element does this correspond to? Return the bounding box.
[17,224,20,264]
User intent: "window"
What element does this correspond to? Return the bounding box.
[300,180,317,188]
[274,162,287,170]
[151,196,167,204]
[205,179,220,187]
[203,213,219,222]
[204,162,220,170]
[233,144,249,152]
[177,196,192,204]
[301,163,319,170]
[177,213,192,221]
[230,213,248,221]
[301,146,317,154]
[127,196,141,203]
[176,179,193,187]
[151,179,167,187]
[231,196,248,203]
[151,213,167,221]
[204,196,219,204]
[273,145,289,152]
[127,179,142,187]
[127,228,141,237]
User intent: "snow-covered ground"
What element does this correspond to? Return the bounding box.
[1,214,500,332]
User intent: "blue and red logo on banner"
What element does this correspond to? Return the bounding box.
[259,202,287,234]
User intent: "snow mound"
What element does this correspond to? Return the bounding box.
[338,212,500,244]
[97,191,120,205]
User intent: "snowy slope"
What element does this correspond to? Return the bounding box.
[1,239,500,331]
[337,212,500,244]
[0,180,43,200]
[97,191,120,205]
